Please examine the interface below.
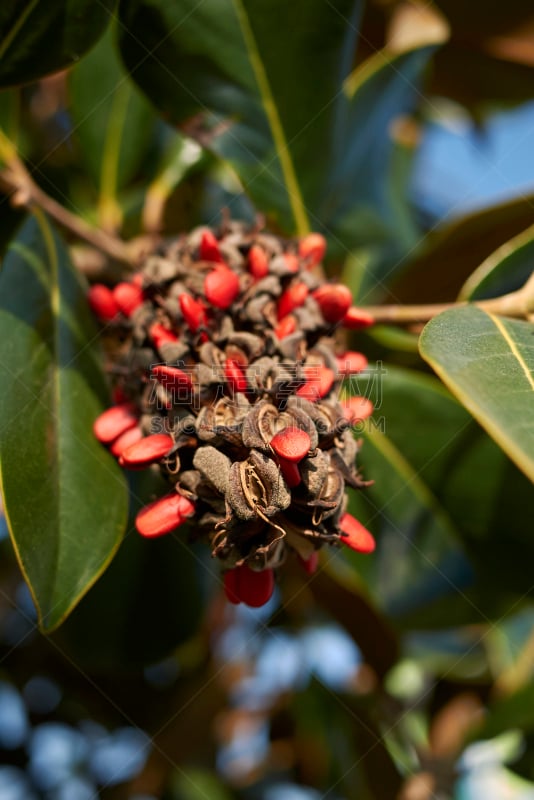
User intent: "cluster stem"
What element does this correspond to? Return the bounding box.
[364,276,534,325]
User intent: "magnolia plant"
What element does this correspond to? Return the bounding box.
[1,0,534,797]
[91,223,377,608]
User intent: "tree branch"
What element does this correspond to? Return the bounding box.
[363,275,534,325]
[0,130,137,267]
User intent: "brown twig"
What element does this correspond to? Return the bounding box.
[0,130,136,267]
[362,273,534,325]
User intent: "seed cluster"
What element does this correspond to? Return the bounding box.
[91,223,376,607]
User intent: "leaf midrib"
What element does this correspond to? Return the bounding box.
[420,308,534,483]
[490,313,534,392]
[366,426,463,545]
[99,82,132,228]
[231,0,310,235]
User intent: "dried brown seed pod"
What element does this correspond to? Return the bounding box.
[92,221,377,607]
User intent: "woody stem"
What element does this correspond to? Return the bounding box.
[0,130,136,267]
[363,274,534,324]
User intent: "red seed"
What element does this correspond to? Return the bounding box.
[93,403,138,444]
[341,396,374,424]
[88,284,119,321]
[204,266,240,309]
[342,306,375,329]
[110,425,143,457]
[223,569,241,605]
[225,358,248,393]
[313,284,352,323]
[278,457,301,488]
[296,366,335,401]
[274,315,297,340]
[112,386,129,405]
[271,427,311,462]
[283,253,300,273]
[179,294,207,332]
[299,551,319,575]
[199,229,223,262]
[224,564,275,608]
[248,244,270,279]
[151,365,193,392]
[120,433,174,468]
[339,513,376,554]
[113,282,144,316]
[132,273,144,288]
[149,323,179,349]
[299,233,326,266]
[240,565,275,607]
[336,351,368,376]
[136,492,195,538]
[277,282,308,320]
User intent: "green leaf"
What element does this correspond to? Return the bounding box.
[58,471,205,669]
[459,224,534,301]
[343,370,473,627]
[348,426,472,619]
[420,306,534,483]
[0,0,115,89]
[342,366,534,628]
[0,87,20,145]
[119,0,438,246]
[0,213,128,632]
[324,46,432,257]
[69,25,156,231]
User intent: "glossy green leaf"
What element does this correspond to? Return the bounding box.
[0,213,128,632]
[459,224,534,301]
[119,0,438,247]
[119,0,360,236]
[420,306,534,483]
[343,374,473,626]
[341,366,534,628]
[322,45,431,259]
[0,88,20,146]
[0,0,115,89]
[58,471,204,669]
[69,25,156,231]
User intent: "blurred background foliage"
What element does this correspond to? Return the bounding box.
[1,0,534,798]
